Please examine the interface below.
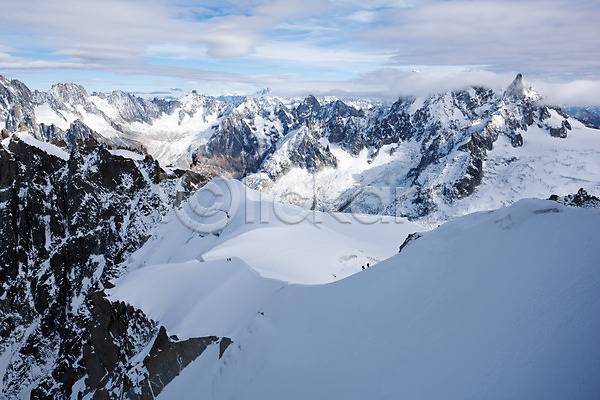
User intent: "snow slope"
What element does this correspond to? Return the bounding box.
[125,177,424,285]
[111,197,600,399]
[108,259,284,339]
[10,132,70,160]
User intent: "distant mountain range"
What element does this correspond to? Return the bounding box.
[1,73,599,222]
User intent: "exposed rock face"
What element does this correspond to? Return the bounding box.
[192,97,292,178]
[549,188,600,208]
[107,90,163,124]
[70,293,230,400]
[255,124,338,180]
[66,292,157,399]
[504,72,525,100]
[549,120,571,138]
[0,75,37,134]
[398,232,423,253]
[142,326,226,398]
[193,112,264,178]
[0,136,216,397]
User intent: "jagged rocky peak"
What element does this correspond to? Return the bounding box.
[503,73,541,102]
[0,76,34,107]
[257,87,271,95]
[48,82,89,105]
[296,95,321,120]
[549,188,600,208]
[107,89,140,108]
[107,90,162,123]
[0,74,9,87]
[236,96,261,115]
[505,73,525,99]
[257,124,337,180]
[0,75,28,96]
[322,99,363,119]
[65,119,104,149]
[151,96,181,115]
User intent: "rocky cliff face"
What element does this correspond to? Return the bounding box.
[0,76,37,134]
[243,75,582,219]
[0,133,226,398]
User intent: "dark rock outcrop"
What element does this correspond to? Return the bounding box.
[65,292,231,400]
[549,120,571,138]
[398,232,423,253]
[0,136,213,398]
[549,188,600,208]
[142,326,224,398]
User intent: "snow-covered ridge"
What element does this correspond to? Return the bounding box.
[3,132,70,160]
[127,177,425,285]
[109,196,600,399]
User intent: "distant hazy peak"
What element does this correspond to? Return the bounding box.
[505,73,525,99]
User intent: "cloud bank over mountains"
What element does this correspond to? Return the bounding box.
[1,0,599,103]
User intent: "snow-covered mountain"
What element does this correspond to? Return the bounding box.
[2,73,599,222]
[1,129,599,397]
[112,190,600,399]
[2,72,600,398]
[564,105,600,128]
[0,135,423,397]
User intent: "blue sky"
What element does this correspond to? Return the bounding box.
[1,0,599,103]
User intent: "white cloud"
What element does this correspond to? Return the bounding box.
[0,0,599,104]
[360,0,600,76]
[0,0,330,63]
[253,41,390,68]
[265,69,600,106]
[530,79,600,107]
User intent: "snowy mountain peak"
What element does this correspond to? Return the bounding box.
[504,73,541,102]
[46,82,90,109]
[1,73,600,398]
[0,74,9,87]
[255,87,271,96]
[505,73,525,99]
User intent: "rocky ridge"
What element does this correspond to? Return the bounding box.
[0,131,226,398]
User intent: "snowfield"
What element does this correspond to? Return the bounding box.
[123,177,424,285]
[441,112,600,220]
[109,180,600,399]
